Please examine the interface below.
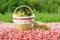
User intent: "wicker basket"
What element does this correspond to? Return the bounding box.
[13,5,34,31]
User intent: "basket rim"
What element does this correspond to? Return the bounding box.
[13,13,35,18]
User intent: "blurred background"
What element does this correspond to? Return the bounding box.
[0,0,60,22]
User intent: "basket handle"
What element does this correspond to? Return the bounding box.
[14,5,33,14]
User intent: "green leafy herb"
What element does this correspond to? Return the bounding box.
[42,26,51,30]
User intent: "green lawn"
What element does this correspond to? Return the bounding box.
[34,12,60,22]
[0,12,13,22]
[0,11,60,23]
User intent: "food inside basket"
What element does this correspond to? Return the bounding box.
[17,7,32,17]
[17,11,32,17]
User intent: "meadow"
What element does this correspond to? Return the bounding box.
[0,11,60,23]
[0,0,60,22]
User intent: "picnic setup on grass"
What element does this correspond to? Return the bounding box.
[0,5,60,40]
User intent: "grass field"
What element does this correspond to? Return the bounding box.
[0,11,60,23]
[34,12,60,22]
